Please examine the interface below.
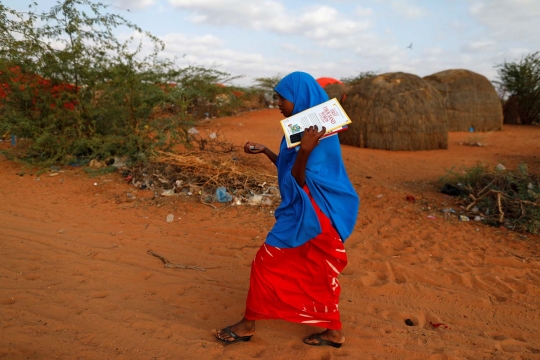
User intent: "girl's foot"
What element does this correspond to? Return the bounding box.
[214,318,255,344]
[303,329,345,348]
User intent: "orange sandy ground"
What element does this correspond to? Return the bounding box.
[1,109,540,360]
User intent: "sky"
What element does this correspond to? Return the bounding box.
[4,0,540,87]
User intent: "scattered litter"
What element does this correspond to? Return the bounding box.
[89,159,106,169]
[215,187,233,202]
[405,195,416,203]
[112,156,127,169]
[248,194,263,205]
[187,127,199,134]
[440,183,462,196]
[459,215,470,222]
[376,194,383,198]
[430,321,450,329]
[58,229,66,234]
[427,215,436,220]
[442,208,455,213]
[161,189,177,197]
[49,173,59,177]
[495,163,506,171]
[166,214,174,223]
[474,216,482,221]
[93,182,98,186]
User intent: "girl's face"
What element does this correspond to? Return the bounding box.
[277,93,294,118]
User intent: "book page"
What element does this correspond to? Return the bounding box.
[280,98,351,148]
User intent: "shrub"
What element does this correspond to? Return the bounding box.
[441,162,540,234]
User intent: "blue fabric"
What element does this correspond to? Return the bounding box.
[265,71,360,248]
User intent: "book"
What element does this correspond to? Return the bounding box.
[280,98,351,148]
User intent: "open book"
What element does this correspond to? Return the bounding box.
[280,98,352,148]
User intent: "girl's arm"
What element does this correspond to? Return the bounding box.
[291,126,326,187]
[244,142,277,165]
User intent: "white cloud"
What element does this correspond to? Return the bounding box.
[167,1,372,42]
[390,0,428,19]
[468,0,540,43]
[355,6,373,16]
[113,0,157,10]
[462,40,496,53]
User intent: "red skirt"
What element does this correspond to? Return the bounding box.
[244,186,347,330]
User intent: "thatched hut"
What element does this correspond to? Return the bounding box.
[339,72,448,151]
[316,77,347,104]
[324,83,347,104]
[423,69,503,131]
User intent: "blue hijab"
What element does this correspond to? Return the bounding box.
[266,71,360,248]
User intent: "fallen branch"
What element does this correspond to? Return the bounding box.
[147,250,206,272]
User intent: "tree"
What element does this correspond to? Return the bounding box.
[253,75,282,93]
[495,52,540,125]
[0,0,232,165]
[341,71,378,86]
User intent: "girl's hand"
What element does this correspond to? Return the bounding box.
[299,125,326,153]
[244,141,266,154]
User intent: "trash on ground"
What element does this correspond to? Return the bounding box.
[216,187,233,202]
[440,183,462,196]
[405,195,416,203]
[430,321,450,329]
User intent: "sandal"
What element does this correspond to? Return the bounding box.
[303,333,343,348]
[214,326,253,344]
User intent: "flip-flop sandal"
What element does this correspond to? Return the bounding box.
[303,334,343,348]
[214,326,253,344]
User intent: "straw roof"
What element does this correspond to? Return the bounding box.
[339,72,448,151]
[323,83,347,104]
[423,69,503,132]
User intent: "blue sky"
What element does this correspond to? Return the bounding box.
[4,0,540,87]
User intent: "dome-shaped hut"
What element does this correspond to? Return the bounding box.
[316,77,347,104]
[423,69,503,131]
[339,72,448,151]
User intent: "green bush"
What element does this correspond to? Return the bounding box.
[0,0,236,166]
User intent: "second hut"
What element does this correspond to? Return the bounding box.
[339,72,448,151]
[316,77,347,104]
[423,69,503,132]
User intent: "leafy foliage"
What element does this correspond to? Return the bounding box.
[0,0,235,165]
[341,71,378,86]
[495,51,540,125]
[253,75,282,93]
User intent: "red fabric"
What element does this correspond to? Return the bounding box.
[316,77,343,88]
[245,186,347,330]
